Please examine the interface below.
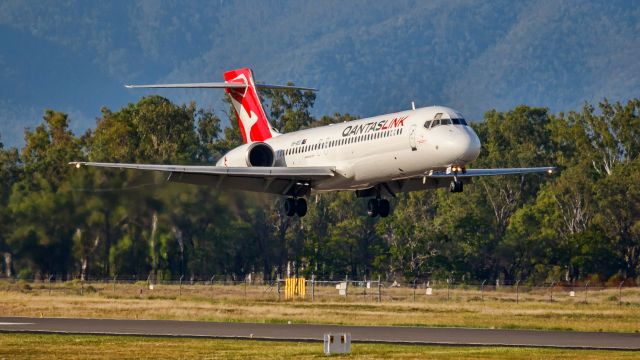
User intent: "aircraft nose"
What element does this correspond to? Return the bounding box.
[442,127,481,163]
[463,127,481,161]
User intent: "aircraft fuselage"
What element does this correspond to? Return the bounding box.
[217,106,481,192]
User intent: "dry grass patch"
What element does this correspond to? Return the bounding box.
[1,282,639,333]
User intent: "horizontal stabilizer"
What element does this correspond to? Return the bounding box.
[125,82,317,91]
[125,82,246,89]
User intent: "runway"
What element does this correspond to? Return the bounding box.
[0,317,638,350]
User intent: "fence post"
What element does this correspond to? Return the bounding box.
[311,275,315,302]
[584,281,589,304]
[48,275,53,296]
[413,279,417,302]
[112,275,117,294]
[549,282,555,302]
[277,275,281,301]
[363,275,367,301]
[80,279,84,296]
[515,280,520,304]
[345,275,349,301]
[481,280,486,302]
[447,278,450,301]
[179,275,184,297]
[618,281,624,307]
[377,275,381,303]
[244,276,247,300]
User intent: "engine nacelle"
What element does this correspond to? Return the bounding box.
[245,142,275,167]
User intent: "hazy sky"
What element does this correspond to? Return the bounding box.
[1,0,638,147]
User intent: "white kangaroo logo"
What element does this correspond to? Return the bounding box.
[230,73,260,142]
[239,105,259,141]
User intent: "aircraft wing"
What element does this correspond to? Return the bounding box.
[69,162,334,196]
[425,167,556,178]
[375,167,556,196]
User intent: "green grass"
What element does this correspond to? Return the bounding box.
[0,333,638,359]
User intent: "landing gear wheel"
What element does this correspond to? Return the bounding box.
[295,198,307,217]
[284,198,296,217]
[449,180,463,193]
[378,199,391,218]
[367,199,379,217]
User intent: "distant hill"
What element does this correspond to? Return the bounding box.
[1,0,638,147]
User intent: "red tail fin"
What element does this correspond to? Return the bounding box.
[223,68,274,143]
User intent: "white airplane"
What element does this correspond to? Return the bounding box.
[71,68,554,218]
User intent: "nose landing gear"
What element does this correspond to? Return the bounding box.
[449,180,463,193]
[284,197,307,217]
[367,198,391,218]
[449,166,464,193]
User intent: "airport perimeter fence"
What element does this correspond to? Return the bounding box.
[1,275,639,305]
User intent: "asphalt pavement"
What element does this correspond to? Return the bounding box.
[0,317,638,350]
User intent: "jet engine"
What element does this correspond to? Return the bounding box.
[245,142,275,167]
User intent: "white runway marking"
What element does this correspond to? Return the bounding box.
[0,322,35,325]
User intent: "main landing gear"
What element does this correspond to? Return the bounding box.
[284,197,307,217]
[367,198,391,218]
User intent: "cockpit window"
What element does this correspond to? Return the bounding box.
[447,118,468,126]
[427,112,468,128]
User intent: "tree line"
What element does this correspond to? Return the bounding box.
[0,91,638,285]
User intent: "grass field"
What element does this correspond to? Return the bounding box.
[1,281,639,333]
[0,333,638,359]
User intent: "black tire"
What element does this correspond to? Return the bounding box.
[367,198,378,217]
[450,180,463,193]
[378,199,391,218]
[284,198,296,217]
[295,198,307,217]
